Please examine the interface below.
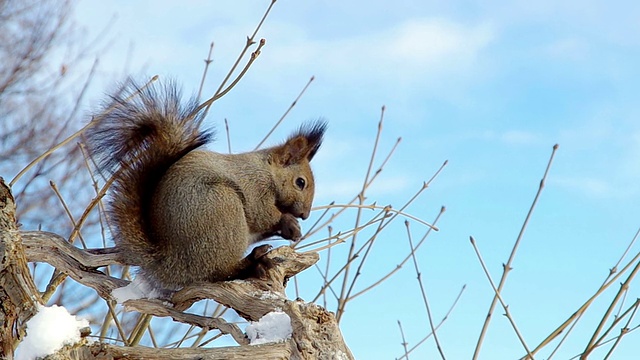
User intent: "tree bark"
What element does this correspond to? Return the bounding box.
[0,178,354,360]
[0,179,42,359]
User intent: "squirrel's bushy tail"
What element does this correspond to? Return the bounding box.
[85,79,212,265]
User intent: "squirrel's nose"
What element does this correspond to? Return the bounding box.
[300,210,310,220]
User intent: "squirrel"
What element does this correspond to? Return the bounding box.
[85,79,326,289]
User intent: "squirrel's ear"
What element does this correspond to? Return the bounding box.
[270,120,326,166]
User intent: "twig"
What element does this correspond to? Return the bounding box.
[124,299,249,346]
[307,205,401,303]
[195,0,276,119]
[398,320,410,360]
[568,325,640,360]
[337,107,386,321]
[472,144,558,360]
[49,180,87,248]
[10,75,159,186]
[299,207,389,253]
[339,165,447,314]
[350,206,445,300]
[128,314,152,346]
[304,137,403,239]
[41,271,67,303]
[530,249,640,356]
[606,227,640,284]
[224,118,232,153]
[533,228,640,357]
[199,39,265,114]
[470,236,534,359]
[396,285,466,360]
[295,201,334,246]
[594,298,639,355]
[309,203,439,231]
[197,332,224,347]
[603,299,640,359]
[323,226,334,308]
[67,168,117,245]
[406,221,446,359]
[197,42,215,99]
[340,207,390,309]
[105,299,129,345]
[581,255,640,358]
[254,76,315,150]
[546,228,640,359]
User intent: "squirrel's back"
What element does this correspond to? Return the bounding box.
[85,80,212,269]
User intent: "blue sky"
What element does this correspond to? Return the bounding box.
[72,1,640,358]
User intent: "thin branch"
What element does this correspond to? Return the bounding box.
[470,236,534,359]
[128,314,152,346]
[49,180,87,248]
[546,228,640,359]
[339,162,447,315]
[254,76,315,150]
[594,298,640,355]
[337,107,386,321]
[125,299,248,345]
[603,299,640,359]
[350,206,445,300]
[532,230,640,356]
[581,255,640,358]
[10,75,159,186]
[396,285,466,360]
[197,42,215,99]
[196,0,276,119]
[197,39,265,115]
[308,203,439,232]
[398,320,410,360]
[568,325,640,360]
[530,248,640,355]
[406,221,446,359]
[224,118,232,154]
[472,144,558,360]
[304,137,404,239]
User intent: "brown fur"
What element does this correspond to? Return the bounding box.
[85,79,326,289]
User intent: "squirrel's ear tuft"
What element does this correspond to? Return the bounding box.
[271,120,327,166]
[293,119,327,161]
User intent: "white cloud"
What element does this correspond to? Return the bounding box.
[386,19,493,69]
[316,176,411,202]
[501,130,540,145]
[552,176,614,198]
[263,18,494,85]
[474,129,540,146]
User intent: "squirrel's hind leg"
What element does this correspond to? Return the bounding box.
[231,244,275,280]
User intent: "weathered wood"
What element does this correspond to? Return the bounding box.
[21,231,127,299]
[124,298,249,345]
[171,247,353,359]
[46,341,290,360]
[2,178,354,360]
[0,179,42,359]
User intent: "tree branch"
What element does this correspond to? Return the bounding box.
[0,179,42,357]
[1,175,353,359]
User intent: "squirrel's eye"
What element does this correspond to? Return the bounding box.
[295,177,306,190]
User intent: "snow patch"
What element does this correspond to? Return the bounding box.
[333,349,350,360]
[246,311,293,345]
[16,304,89,360]
[258,290,283,300]
[112,276,161,303]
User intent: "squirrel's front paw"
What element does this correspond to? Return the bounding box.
[279,213,302,241]
[249,244,272,260]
